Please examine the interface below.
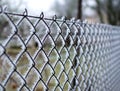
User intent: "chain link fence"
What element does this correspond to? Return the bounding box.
[0,8,120,91]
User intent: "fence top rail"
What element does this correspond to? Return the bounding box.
[0,6,120,30]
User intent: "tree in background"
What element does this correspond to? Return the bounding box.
[77,0,82,19]
[94,0,120,25]
[52,0,82,19]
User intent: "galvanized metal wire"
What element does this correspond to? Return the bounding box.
[0,8,120,91]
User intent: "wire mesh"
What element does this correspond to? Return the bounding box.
[0,8,120,91]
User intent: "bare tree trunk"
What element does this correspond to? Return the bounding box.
[77,0,82,19]
[95,0,104,23]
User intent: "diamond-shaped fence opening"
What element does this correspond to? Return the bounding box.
[41,64,54,84]
[63,81,71,91]
[79,74,85,87]
[49,49,59,67]
[54,61,64,79]
[5,72,24,91]
[47,76,58,90]
[5,35,24,62]
[0,9,120,91]
[55,86,62,91]
[17,17,34,42]
[69,46,77,61]
[34,50,48,72]
[83,26,90,38]
[0,14,14,43]
[26,68,40,90]
[76,66,82,78]
[42,35,55,56]
[16,53,33,77]
[64,59,72,74]
[69,23,78,41]
[68,69,75,83]
[59,72,68,89]
[26,35,42,58]
[49,20,61,41]
[35,19,50,42]
[79,55,86,67]
[0,55,14,85]
[34,80,47,91]
[60,22,70,40]
[54,34,65,52]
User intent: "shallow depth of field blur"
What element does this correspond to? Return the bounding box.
[0,0,120,91]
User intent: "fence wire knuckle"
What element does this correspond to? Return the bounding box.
[0,9,120,91]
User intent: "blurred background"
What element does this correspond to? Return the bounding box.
[0,0,120,90]
[0,0,120,42]
[0,0,120,25]
[0,0,120,43]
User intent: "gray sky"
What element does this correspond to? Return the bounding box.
[24,0,96,16]
[24,0,55,15]
[5,0,96,17]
